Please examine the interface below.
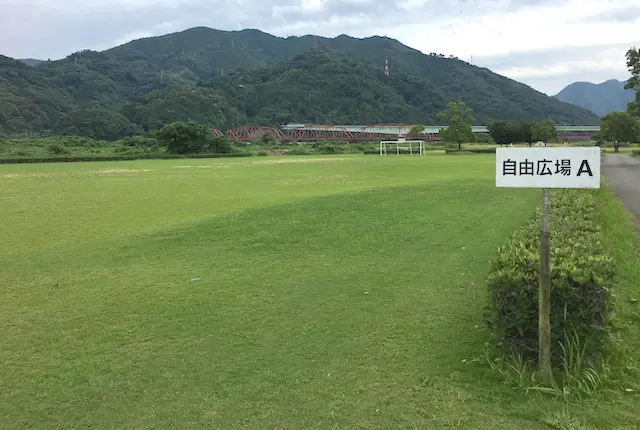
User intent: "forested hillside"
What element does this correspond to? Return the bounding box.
[1,27,599,138]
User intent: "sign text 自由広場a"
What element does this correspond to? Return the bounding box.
[495,147,600,188]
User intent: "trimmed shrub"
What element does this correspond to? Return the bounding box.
[632,149,640,156]
[485,189,614,366]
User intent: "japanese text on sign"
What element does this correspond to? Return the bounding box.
[496,147,600,188]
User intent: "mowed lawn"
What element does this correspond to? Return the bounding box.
[0,155,634,429]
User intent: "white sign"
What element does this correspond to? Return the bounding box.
[496,147,601,188]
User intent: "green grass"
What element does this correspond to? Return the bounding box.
[602,147,639,154]
[0,136,150,159]
[1,154,639,429]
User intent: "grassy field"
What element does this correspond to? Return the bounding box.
[1,154,639,429]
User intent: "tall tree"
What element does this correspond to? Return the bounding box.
[597,111,639,152]
[531,119,558,143]
[437,101,475,150]
[407,124,425,139]
[515,121,535,146]
[487,120,513,145]
[625,47,640,117]
[154,120,232,154]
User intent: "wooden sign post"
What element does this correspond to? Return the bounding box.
[496,146,601,385]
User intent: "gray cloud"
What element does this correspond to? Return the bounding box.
[267,0,560,32]
[0,0,561,59]
[476,43,634,70]
[576,6,640,23]
[476,43,634,94]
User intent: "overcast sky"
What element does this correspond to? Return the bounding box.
[1,0,639,95]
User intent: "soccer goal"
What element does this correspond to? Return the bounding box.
[379,140,425,155]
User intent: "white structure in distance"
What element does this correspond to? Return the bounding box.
[379,139,425,155]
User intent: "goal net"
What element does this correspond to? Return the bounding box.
[379,140,425,155]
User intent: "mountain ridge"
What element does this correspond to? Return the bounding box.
[554,79,634,116]
[1,26,599,138]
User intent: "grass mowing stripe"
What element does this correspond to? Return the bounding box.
[1,181,539,429]
[0,155,491,260]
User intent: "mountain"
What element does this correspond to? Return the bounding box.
[0,27,600,138]
[554,79,635,116]
[201,47,598,127]
[0,56,78,134]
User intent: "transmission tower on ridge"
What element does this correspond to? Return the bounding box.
[384,58,389,76]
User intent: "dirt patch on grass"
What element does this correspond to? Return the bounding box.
[92,168,153,175]
[173,165,230,169]
[173,157,355,169]
[247,157,354,165]
[276,174,350,185]
[0,172,58,179]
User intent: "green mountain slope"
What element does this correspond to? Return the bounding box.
[0,27,600,137]
[122,87,243,132]
[203,46,600,125]
[554,79,634,116]
[0,56,77,135]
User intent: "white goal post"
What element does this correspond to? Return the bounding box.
[379,140,425,155]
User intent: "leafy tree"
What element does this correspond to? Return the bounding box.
[512,121,534,146]
[625,47,640,117]
[154,120,232,154]
[437,101,475,150]
[407,124,425,139]
[487,120,513,145]
[597,111,639,152]
[531,119,558,143]
[487,120,545,145]
[260,132,278,145]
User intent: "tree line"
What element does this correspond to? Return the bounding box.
[408,101,559,149]
[593,48,640,151]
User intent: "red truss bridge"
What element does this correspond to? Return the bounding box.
[210,124,599,142]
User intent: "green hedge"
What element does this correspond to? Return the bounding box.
[485,189,614,366]
[0,152,252,164]
[632,149,640,156]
